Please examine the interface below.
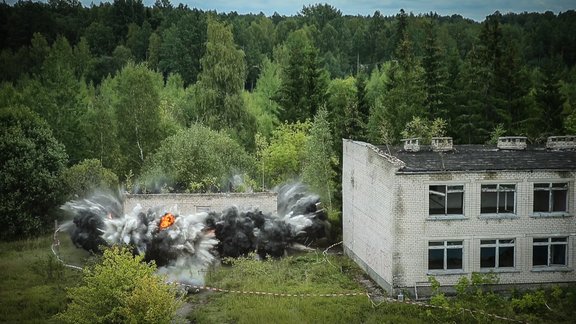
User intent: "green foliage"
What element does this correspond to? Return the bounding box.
[276,27,328,123]
[56,246,183,324]
[0,235,85,323]
[0,106,67,240]
[401,116,447,144]
[60,159,119,199]
[256,121,311,188]
[192,17,257,150]
[487,123,507,145]
[327,76,363,142]
[140,124,256,193]
[113,62,166,175]
[303,106,338,210]
[245,58,282,138]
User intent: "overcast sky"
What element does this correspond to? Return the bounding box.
[9,1,575,22]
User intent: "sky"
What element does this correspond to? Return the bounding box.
[8,0,576,22]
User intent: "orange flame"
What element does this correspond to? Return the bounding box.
[159,213,175,230]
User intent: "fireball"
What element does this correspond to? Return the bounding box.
[159,212,175,230]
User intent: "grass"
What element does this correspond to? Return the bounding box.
[0,234,89,323]
[3,236,574,323]
[188,253,430,324]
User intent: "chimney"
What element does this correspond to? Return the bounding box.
[431,137,453,152]
[546,135,576,150]
[497,136,527,150]
[401,138,420,152]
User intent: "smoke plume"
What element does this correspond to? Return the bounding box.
[61,183,328,284]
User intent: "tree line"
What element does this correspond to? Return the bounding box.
[1,0,575,239]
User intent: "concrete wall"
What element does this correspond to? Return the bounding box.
[342,140,402,292]
[343,140,576,296]
[124,192,278,215]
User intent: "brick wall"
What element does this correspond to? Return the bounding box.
[343,140,576,296]
[124,192,278,215]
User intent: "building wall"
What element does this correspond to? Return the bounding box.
[124,192,278,215]
[342,140,401,292]
[343,140,576,295]
[396,170,576,291]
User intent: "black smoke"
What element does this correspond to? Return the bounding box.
[60,183,329,283]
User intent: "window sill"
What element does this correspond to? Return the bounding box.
[530,213,573,218]
[427,215,468,221]
[531,267,572,273]
[479,214,518,220]
[479,268,521,274]
[426,270,466,276]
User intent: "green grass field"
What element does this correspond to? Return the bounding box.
[188,253,431,324]
[0,234,88,323]
[2,235,574,323]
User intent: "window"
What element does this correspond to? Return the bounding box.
[428,241,463,271]
[481,184,516,214]
[429,185,464,216]
[533,183,568,213]
[480,239,515,269]
[533,237,568,267]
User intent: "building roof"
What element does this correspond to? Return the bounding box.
[376,145,576,173]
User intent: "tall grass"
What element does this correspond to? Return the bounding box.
[0,235,88,323]
[189,253,430,323]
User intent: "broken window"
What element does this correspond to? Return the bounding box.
[480,239,515,269]
[429,185,464,216]
[481,184,516,214]
[428,240,463,270]
[533,237,568,267]
[533,183,568,213]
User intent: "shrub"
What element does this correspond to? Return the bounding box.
[56,246,183,324]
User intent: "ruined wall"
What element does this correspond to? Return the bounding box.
[124,192,278,215]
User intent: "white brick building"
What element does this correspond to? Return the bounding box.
[342,137,576,296]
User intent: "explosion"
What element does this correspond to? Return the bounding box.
[159,213,175,230]
[60,183,329,285]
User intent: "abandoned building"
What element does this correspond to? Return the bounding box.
[342,136,576,297]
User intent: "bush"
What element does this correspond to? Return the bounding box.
[56,246,183,324]
[0,106,67,240]
[60,158,119,199]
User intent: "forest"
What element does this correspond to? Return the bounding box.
[1,0,576,239]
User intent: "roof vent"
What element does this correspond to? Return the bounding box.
[401,138,420,152]
[497,136,527,150]
[546,136,576,150]
[431,137,453,152]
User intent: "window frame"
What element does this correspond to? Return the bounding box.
[428,184,465,218]
[532,182,569,216]
[480,239,515,270]
[480,183,517,216]
[532,237,568,268]
[428,240,464,272]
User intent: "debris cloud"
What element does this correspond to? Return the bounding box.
[61,184,328,284]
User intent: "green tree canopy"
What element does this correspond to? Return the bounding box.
[113,62,165,176]
[192,17,257,149]
[60,159,119,199]
[256,121,310,188]
[140,124,256,193]
[0,106,67,239]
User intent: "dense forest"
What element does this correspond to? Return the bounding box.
[1,0,576,239]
